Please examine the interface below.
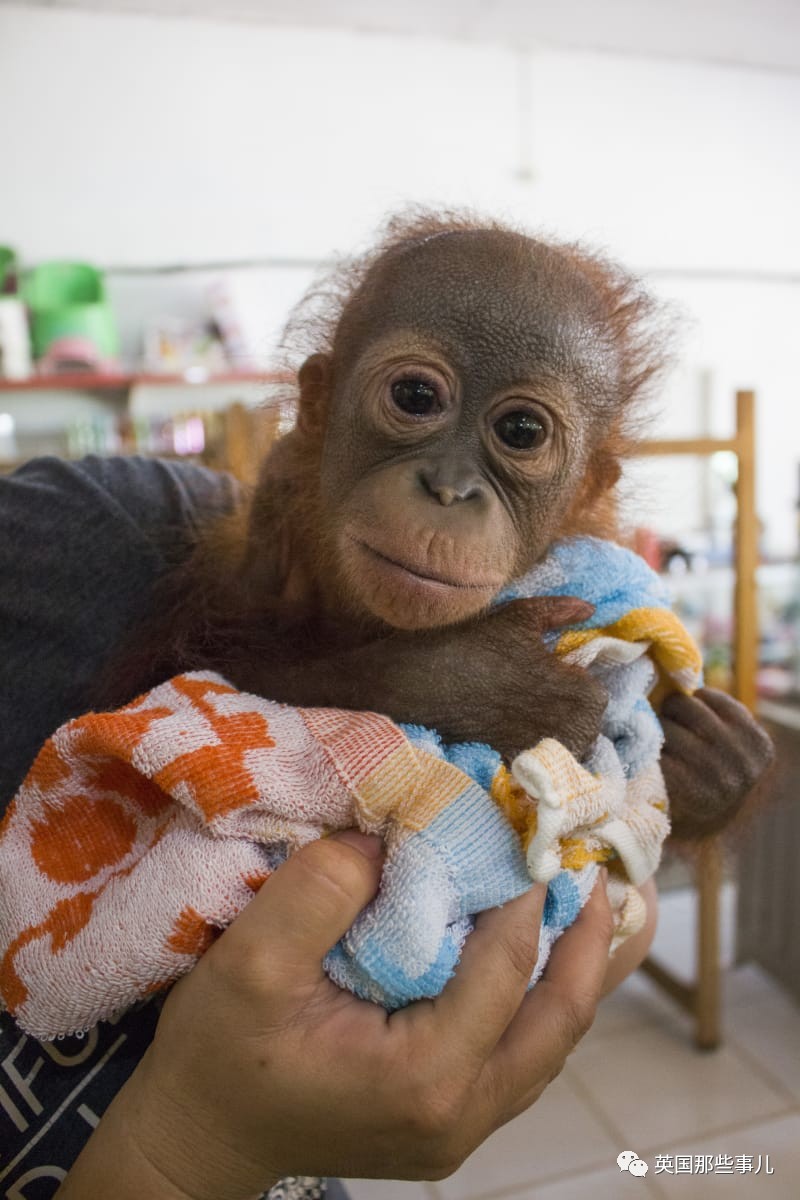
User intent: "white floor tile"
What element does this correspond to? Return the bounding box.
[431,1073,618,1200]
[723,963,785,1011]
[527,1162,663,1199]
[564,1020,789,1150]
[590,971,686,1040]
[345,1179,432,1200]
[726,987,800,1102]
[645,1112,800,1199]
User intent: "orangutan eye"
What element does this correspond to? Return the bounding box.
[494,410,546,450]
[391,377,440,417]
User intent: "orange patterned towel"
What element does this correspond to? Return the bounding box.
[0,673,419,1037]
[1,671,542,1038]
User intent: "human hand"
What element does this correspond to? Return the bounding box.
[661,687,775,840]
[60,832,614,1199]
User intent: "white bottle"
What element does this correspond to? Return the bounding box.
[0,298,32,379]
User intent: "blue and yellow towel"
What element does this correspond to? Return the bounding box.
[328,536,702,1007]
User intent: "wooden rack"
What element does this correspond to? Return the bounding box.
[635,390,757,1049]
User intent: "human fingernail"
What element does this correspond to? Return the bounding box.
[332,830,384,859]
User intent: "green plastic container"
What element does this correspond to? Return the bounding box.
[0,247,16,293]
[22,261,119,359]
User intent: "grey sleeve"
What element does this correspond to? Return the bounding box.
[0,455,240,808]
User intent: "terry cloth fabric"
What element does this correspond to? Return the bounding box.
[0,538,701,1040]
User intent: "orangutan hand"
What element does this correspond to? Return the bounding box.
[661,687,775,839]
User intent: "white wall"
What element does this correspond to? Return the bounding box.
[0,6,521,264]
[1,3,799,551]
[3,6,799,270]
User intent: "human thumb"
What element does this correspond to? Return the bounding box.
[221,832,385,987]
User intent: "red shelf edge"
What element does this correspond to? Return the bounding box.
[0,370,292,393]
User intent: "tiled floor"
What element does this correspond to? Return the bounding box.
[346,886,800,1200]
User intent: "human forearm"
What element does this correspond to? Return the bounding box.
[54,1052,275,1200]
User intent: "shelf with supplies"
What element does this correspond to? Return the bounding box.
[0,369,288,392]
[0,370,293,480]
[660,560,800,701]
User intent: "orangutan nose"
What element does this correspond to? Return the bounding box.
[418,462,486,506]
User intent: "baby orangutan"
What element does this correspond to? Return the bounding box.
[117,211,774,840]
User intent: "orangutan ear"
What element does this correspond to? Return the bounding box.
[561,446,622,537]
[297,353,333,437]
[591,448,622,496]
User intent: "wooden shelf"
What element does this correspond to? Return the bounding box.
[0,370,288,393]
[636,436,738,456]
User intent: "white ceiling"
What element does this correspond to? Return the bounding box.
[6,0,800,73]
